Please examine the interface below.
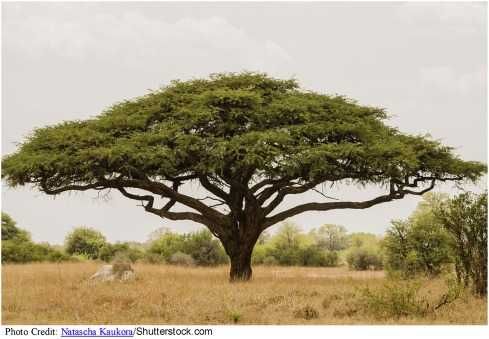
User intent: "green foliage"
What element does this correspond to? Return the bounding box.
[345,232,383,270]
[3,73,484,191]
[148,231,186,260]
[168,252,195,266]
[359,280,427,319]
[1,213,69,263]
[2,239,68,263]
[252,222,341,267]
[268,222,304,265]
[148,229,227,266]
[346,246,383,270]
[2,212,30,242]
[383,193,454,277]
[99,242,145,263]
[262,256,279,266]
[347,232,379,248]
[183,229,228,266]
[435,191,487,296]
[310,224,348,251]
[64,227,107,259]
[358,276,463,319]
[2,72,485,279]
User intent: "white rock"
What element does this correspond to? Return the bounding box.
[89,264,135,282]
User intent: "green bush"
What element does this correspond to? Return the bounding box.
[148,229,227,266]
[99,242,145,263]
[262,255,279,266]
[1,240,68,263]
[299,246,339,267]
[143,252,165,264]
[65,227,107,259]
[346,246,383,270]
[148,232,186,260]
[183,230,228,266]
[251,243,269,264]
[168,252,195,266]
[2,213,30,242]
[435,191,487,296]
[1,214,70,263]
[383,194,454,278]
[358,277,462,319]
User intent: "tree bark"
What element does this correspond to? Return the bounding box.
[229,248,253,281]
[222,227,259,282]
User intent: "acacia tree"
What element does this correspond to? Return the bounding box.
[2,73,485,281]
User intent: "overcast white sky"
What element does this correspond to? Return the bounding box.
[1,2,487,244]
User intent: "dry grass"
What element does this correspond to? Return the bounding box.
[2,262,486,324]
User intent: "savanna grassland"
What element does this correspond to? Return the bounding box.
[2,262,487,324]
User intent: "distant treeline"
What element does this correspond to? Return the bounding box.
[1,191,486,295]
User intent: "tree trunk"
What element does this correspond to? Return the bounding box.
[229,249,253,281]
[223,230,258,282]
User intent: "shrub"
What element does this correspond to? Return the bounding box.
[346,246,383,270]
[183,230,228,266]
[251,243,269,264]
[65,227,107,259]
[435,191,487,296]
[383,194,454,278]
[99,242,145,263]
[1,238,68,263]
[143,252,165,264]
[299,246,339,267]
[294,305,319,320]
[262,255,279,266]
[358,277,462,319]
[149,229,227,266]
[2,213,30,242]
[359,280,427,319]
[148,232,186,260]
[168,252,195,266]
[2,240,37,263]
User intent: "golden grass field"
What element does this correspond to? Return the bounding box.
[2,262,487,324]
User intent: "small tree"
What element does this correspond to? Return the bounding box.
[65,227,107,259]
[269,222,304,265]
[148,231,186,261]
[383,194,453,277]
[346,232,383,270]
[311,224,348,251]
[1,213,67,263]
[2,72,485,281]
[183,229,228,266]
[435,191,487,296]
[2,212,29,242]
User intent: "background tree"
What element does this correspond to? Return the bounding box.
[64,227,107,259]
[434,191,487,296]
[346,232,383,270]
[2,212,29,242]
[1,213,67,263]
[2,72,485,281]
[310,224,348,251]
[383,193,453,277]
[268,222,304,265]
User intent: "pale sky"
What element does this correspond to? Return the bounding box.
[1,2,487,244]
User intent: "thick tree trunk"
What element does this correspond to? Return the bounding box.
[222,229,259,282]
[229,249,253,281]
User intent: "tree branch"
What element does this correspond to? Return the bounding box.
[263,179,436,229]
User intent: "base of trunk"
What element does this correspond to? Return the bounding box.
[230,265,252,282]
[229,255,253,282]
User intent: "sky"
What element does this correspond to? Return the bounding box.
[1,2,487,244]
